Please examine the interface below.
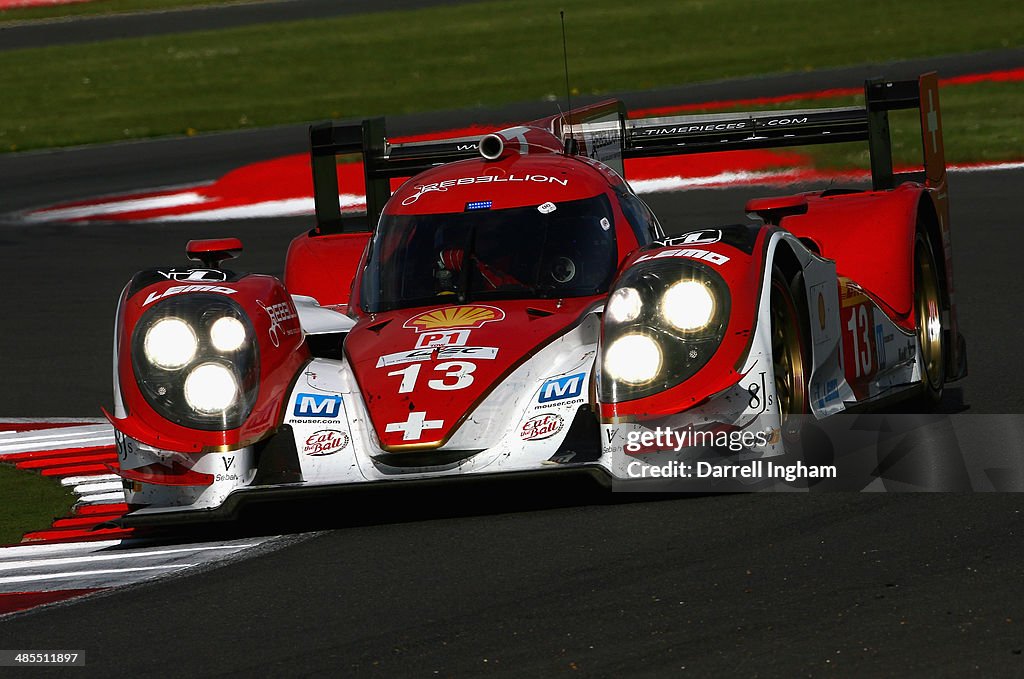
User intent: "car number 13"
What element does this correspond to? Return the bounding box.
[388,361,477,392]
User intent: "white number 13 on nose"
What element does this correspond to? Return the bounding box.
[388,361,477,393]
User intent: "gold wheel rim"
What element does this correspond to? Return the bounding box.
[770,281,808,418]
[916,244,943,390]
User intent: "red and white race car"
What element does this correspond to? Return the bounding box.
[108,73,966,521]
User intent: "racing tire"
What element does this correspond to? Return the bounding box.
[769,267,811,440]
[912,233,946,407]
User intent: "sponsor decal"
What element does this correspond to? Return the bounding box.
[303,429,350,456]
[293,392,343,419]
[415,329,471,349]
[634,247,730,266]
[744,371,775,414]
[258,299,300,347]
[404,305,506,332]
[638,121,748,136]
[385,411,444,441]
[520,413,565,441]
[765,116,809,127]
[658,229,722,247]
[816,378,840,409]
[222,455,235,471]
[158,269,228,282]
[377,345,498,368]
[143,284,236,305]
[538,201,557,214]
[401,175,569,205]
[539,372,587,404]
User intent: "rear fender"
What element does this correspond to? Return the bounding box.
[284,230,372,311]
[766,184,924,330]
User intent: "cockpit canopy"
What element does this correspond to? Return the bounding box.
[361,194,618,313]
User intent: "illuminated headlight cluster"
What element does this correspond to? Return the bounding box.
[131,295,259,430]
[601,260,729,401]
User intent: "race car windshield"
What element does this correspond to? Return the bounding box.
[362,194,617,312]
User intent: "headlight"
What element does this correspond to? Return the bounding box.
[604,333,662,385]
[144,318,197,369]
[131,294,259,430]
[606,287,642,323]
[661,280,715,331]
[210,316,246,352]
[184,363,238,414]
[601,260,730,402]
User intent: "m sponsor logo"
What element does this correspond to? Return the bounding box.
[539,372,586,403]
[293,393,343,419]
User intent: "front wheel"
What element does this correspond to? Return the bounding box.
[769,267,810,438]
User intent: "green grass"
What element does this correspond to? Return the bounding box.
[0,0,1022,153]
[0,463,74,545]
[0,0,241,24]
[684,82,1024,169]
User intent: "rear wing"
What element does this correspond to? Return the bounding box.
[309,73,945,234]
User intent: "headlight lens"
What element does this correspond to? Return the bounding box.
[184,363,238,414]
[210,316,246,352]
[606,286,642,323]
[661,280,716,331]
[144,318,197,369]
[604,333,662,385]
[601,260,730,402]
[131,294,259,430]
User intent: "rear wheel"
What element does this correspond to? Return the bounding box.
[914,234,946,405]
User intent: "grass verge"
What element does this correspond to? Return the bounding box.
[0,0,1022,153]
[0,463,74,545]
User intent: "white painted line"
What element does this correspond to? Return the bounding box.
[0,540,125,559]
[74,491,127,505]
[72,481,123,497]
[61,474,121,487]
[150,194,364,221]
[24,192,209,222]
[0,543,265,572]
[949,161,1024,173]
[0,424,112,442]
[0,564,190,585]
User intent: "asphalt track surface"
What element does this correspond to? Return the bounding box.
[0,0,481,51]
[1,18,1024,679]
